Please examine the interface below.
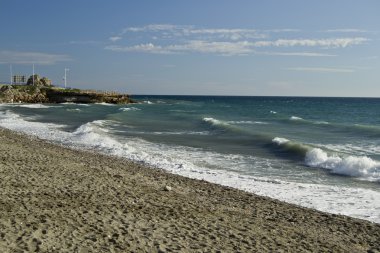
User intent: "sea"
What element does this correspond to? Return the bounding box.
[0,96,379,223]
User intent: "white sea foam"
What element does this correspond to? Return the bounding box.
[314,121,329,124]
[203,117,228,126]
[290,116,303,120]
[204,118,267,126]
[119,107,141,112]
[67,108,81,112]
[228,120,268,125]
[169,109,196,113]
[143,100,153,104]
[16,104,58,109]
[324,143,380,156]
[0,110,379,223]
[273,136,380,181]
[62,102,90,106]
[272,137,290,145]
[152,131,210,136]
[306,148,380,181]
[95,102,114,106]
[270,110,277,114]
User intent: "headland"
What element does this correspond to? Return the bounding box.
[0,75,133,104]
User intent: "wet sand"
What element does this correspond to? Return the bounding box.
[0,127,379,252]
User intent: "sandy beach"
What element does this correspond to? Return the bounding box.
[0,127,379,252]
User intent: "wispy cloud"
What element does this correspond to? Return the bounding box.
[106,41,254,56]
[121,24,267,40]
[361,56,378,60]
[259,51,336,57]
[324,29,369,33]
[287,67,355,73]
[105,44,171,54]
[105,24,371,56]
[69,40,102,45]
[253,38,368,48]
[167,40,254,55]
[0,50,72,65]
[109,36,122,42]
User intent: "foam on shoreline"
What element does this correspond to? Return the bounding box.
[0,110,379,223]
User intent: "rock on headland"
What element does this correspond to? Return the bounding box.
[0,75,133,104]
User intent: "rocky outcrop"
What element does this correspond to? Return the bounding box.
[44,89,133,104]
[26,75,52,87]
[0,85,48,103]
[0,85,133,104]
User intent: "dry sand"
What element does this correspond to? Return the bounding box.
[0,127,379,252]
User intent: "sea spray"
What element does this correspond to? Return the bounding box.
[306,148,380,181]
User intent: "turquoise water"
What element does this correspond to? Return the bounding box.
[0,96,379,222]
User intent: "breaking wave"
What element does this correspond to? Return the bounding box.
[203,117,229,126]
[272,137,380,181]
[119,107,141,112]
[0,109,379,223]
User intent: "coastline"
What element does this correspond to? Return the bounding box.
[0,127,379,252]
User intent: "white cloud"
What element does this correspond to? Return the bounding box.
[105,37,366,56]
[287,67,355,73]
[109,36,122,42]
[69,40,101,45]
[121,24,267,40]
[106,41,254,56]
[106,24,371,56]
[259,51,336,57]
[123,24,186,33]
[105,44,171,54]
[265,29,301,33]
[167,40,254,55]
[0,51,71,65]
[325,29,369,33]
[253,38,368,48]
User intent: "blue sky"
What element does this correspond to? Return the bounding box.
[0,0,379,96]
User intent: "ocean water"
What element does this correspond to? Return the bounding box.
[0,96,379,223]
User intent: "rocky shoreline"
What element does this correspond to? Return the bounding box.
[0,84,133,104]
[0,127,379,252]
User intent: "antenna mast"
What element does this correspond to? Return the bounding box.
[64,68,69,88]
[32,64,35,85]
[10,64,13,85]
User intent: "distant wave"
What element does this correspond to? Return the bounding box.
[0,109,379,222]
[67,108,81,112]
[287,117,380,137]
[62,102,89,106]
[119,107,141,112]
[203,117,229,126]
[227,120,268,125]
[290,116,303,121]
[271,137,310,157]
[16,104,59,109]
[95,102,115,106]
[203,117,268,127]
[152,131,210,136]
[272,137,380,181]
[314,121,329,124]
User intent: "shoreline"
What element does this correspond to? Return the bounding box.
[0,127,379,252]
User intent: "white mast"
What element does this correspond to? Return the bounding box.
[64,68,69,88]
[32,63,35,85]
[10,64,13,85]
